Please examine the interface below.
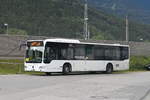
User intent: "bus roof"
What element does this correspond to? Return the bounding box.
[45,38,128,47]
[45,38,80,43]
[27,38,129,47]
[80,42,129,47]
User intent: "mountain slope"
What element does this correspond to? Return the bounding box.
[88,0,150,24]
[0,0,150,41]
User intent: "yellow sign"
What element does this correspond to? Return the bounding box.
[25,58,30,62]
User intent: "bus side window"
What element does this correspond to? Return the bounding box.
[105,48,112,60]
[74,45,85,60]
[94,46,105,60]
[44,47,50,63]
[120,47,129,60]
[60,48,67,60]
[44,46,56,63]
[110,47,121,60]
[68,47,74,60]
[60,47,74,60]
[86,45,94,60]
[115,47,121,60]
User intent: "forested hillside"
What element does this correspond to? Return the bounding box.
[0,0,150,41]
[88,0,150,24]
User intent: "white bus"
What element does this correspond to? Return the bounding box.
[24,38,129,75]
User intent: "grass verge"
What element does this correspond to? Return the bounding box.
[0,59,45,75]
[0,56,150,74]
[0,59,23,74]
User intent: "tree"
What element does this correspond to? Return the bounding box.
[7,28,28,35]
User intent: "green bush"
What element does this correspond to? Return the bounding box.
[130,56,150,71]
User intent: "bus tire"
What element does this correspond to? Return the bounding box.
[63,63,71,75]
[105,63,113,74]
[45,72,51,76]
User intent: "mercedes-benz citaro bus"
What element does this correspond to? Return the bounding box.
[24,38,129,75]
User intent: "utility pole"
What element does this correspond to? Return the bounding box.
[84,0,89,40]
[4,23,8,35]
[126,16,129,42]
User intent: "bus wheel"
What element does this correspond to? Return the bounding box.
[106,64,113,74]
[45,72,51,76]
[63,64,71,75]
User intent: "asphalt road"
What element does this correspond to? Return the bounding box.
[0,72,150,100]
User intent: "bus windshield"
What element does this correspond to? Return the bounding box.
[26,47,43,63]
